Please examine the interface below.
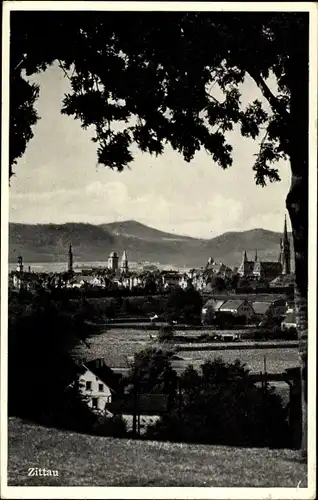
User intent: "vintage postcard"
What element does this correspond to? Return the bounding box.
[1,1,317,499]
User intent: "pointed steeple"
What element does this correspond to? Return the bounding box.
[121,249,129,274]
[254,250,258,262]
[278,238,283,263]
[238,250,249,278]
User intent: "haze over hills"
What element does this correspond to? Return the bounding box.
[9,220,293,269]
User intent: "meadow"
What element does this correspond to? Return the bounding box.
[7,418,308,487]
[73,328,299,374]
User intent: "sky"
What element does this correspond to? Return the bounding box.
[9,63,291,239]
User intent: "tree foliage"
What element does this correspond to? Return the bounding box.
[146,357,290,448]
[8,290,96,431]
[10,11,308,186]
[164,287,202,323]
[123,347,177,395]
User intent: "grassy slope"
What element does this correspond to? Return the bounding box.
[7,418,307,487]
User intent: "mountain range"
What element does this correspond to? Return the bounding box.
[9,220,293,269]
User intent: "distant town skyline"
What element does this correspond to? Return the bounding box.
[9,63,291,239]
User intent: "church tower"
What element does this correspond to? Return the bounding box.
[17,255,24,273]
[68,243,73,273]
[281,214,291,275]
[14,256,24,291]
[121,250,129,274]
[108,252,118,271]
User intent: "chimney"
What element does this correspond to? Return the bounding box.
[95,358,104,369]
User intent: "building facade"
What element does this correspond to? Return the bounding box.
[108,251,119,271]
[79,359,116,413]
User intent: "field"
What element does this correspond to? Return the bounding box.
[7,418,308,487]
[71,328,299,408]
[73,328,299,374]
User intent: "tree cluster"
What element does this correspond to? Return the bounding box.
[145,356,290,448]
[8,291,96,432]
[164,287,203,324]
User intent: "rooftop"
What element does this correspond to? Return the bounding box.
[219,299,246,310]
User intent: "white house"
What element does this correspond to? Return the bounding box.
[121,274,143,290]
[79,359,117,413]
[67,274,89,288]
[281,311,297,330]
[190,270,211,291]
[89,276,106,288]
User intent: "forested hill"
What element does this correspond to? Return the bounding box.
[9,220,293,269]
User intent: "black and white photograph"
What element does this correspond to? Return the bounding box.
[1,2,317,498]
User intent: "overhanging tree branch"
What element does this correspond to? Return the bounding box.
[247,68,290,123]
[58,59,72,81]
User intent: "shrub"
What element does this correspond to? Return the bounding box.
[281,326,298,340]
[92,414,127,437]
[158,325,174,343]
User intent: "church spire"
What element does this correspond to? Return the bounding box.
[121,249,129,274]
[122,250,127,262]
[278,238,283,263]
[254,249,258,262]
[243,250,247,262]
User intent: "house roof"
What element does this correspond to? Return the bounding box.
[203,292,288,302]
[203,299,225,310]
[238,261,254,272]
[70,274,91,284]
[270,274,295,286]
[219,299,247,311]
[252,302,272,315]
[212,262,232,272]
[84,359,122,391]
[258,262,282,272]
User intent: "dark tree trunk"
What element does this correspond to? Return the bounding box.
[286,171,308,456]
[286,19,309,457]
